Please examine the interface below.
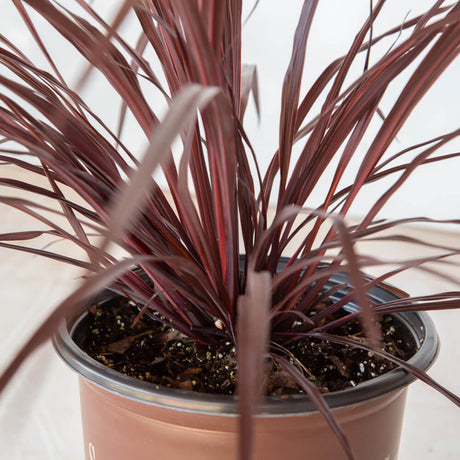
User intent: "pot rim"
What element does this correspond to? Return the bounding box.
[53,273,439,416]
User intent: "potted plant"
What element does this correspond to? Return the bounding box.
[0,1,459,459]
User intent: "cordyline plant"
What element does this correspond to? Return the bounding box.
[1,0,460,458]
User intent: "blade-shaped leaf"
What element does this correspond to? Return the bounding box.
[96,84,220,262]
[237,269,271,460]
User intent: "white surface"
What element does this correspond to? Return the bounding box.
[0,182,459,458]
[0,274,460,459]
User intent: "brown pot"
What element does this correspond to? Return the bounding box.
[77,377,407,460]
[54,277,439,460]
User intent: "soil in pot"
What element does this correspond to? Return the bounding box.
[79,295,415,396]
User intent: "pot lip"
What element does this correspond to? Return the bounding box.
[53,274,439,416]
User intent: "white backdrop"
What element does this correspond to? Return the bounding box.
[0,3,459,459]
[241,0,460,222]
[1,0,459,223]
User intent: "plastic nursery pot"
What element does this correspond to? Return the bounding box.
[54,273,439,460]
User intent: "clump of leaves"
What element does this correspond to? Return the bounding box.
[1,1,460,459]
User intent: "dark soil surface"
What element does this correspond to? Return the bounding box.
[80,296,415,396]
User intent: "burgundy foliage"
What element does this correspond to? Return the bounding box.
[1,1,460,458]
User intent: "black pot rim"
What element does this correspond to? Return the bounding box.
[53,272,439,416]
